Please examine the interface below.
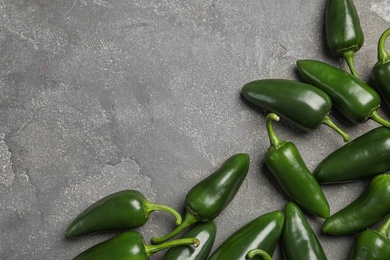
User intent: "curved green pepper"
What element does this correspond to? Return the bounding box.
[325,0,364,77]
[208,210,284,260]
[241,79,350,142]
[372,27,390,109]
[322,174,390,236]
[66,190,182,238]
[246,249,272,260]
[282,202,328,260]
[162,221,216,260]
[297,59,390,128]
[264,113,330,218]
[313,126,390,183]
[349,216,390,260]
[72,231,200,260]
[152,153,250,244]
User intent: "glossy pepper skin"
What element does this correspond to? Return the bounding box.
[297,59,390,128]
[152,153,250,244]
[208,210,284,260]
[313,126,390,183]
[322,174,390,236]
[73,231,200,260]
[163,221,216,260]
[241,79,350,142]
[349,216,390,260]
[264,113,330,218]
[66,190,182,238]
[326,0,364,77]
[282,202,328,260]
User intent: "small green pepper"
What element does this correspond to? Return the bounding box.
[322,174,390,236]
[297,59,390,128]
[246,249,272,260]
[208,210,284,260]
[72,231,200,260]
[349,216,390,260]
[325,0,364,77]
[264,113,330,218]
[66,190,182,238]
[241,79,350,142]
[152,153,250,244]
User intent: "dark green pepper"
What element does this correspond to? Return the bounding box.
[66,190,182,238]
[325,0,364,77]
[349,216,390,260]
[72,231,200,260]
[313,126,390,183]
[162,221,216,260]
[241,79,350,142]
[152,153,250,244]
[208,210,284,260]
[372,27,390,109]
[265,113,330,218]
[297,59,390,128]
[322,174,390,236]
[282,202,328,260]
[246,249,272,260]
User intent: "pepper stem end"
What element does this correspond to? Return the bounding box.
[145,237,200,257]
[322,115,350,142]
[377,28,390,63]
[377,216,390,237]
[369,110,390,128]
[246,249,272,260]
[145,201,183,225]
[265,113,282,148]
[343,50,359,78]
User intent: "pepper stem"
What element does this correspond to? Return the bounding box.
[343,50,359,78]
[376,216,390,237]
[377,28,390,63]
[145,201,183,225]
[266,113,282,148]
[246,249,272,260]
[322,115,350,142]
[369,110,390,128]
[145,237,200,257]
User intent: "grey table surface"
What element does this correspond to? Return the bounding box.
[1,0,390,259]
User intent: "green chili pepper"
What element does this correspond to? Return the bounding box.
[241,79,350,142]
[297,59,390,128]
[325,0,364,77]
[349,216,390,260]
[152,153,250,244]
[72,231,200,260]
[372,28,390,109]
[162,221,216,260]
[208,210,284,260]
[282,202,328,260]
[264,113,330,218]
[246,249,272,260]
[66,190,182,238]
[322,174,390,236]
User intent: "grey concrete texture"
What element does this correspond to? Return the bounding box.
[1,0,390,259]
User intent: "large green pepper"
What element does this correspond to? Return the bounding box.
[313,126,390,183]
[322,174,390,236]
[241,79,350,142]
[208,210,284,260]
[282,202,328,260]
[66,190,182,238]
[152,153,250,244]
[72,231,200,260]
[325,0,364,77]
[349,216,390,260]
[264,113,330,218]
[297,59,390,128]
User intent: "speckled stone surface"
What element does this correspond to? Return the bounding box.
[1,0,390,259]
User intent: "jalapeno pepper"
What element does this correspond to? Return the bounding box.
[282,202,328,260]
[152,153,250,244]
[297,59,390,128]
[349,216,390,260]
[208,210,284,260]
[241,79,350,142]
[72,231,200,260]
[264,113,330,218]
[66,190,182,238]
[325,0,364,77]
[322,174,390,236]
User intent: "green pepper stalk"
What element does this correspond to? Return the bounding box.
[241,79,350,142]
[322,174,390,236]
[72,231,200,260]
[325,0,364,77]
[246,249,273,260]
[152,153,250,244]
[349,216,390,260]
[66,190,182,238]
[264,113,330,218]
